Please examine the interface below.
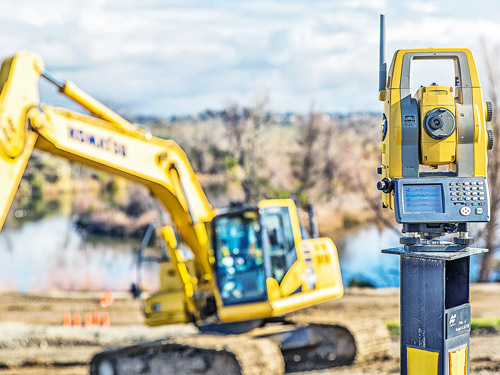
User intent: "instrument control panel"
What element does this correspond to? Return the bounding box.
[394,177,490,223]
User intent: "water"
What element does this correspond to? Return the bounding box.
[0,216,138,291]
[336,226,491,287]
[337,226,401,288]
[0,212,491,291]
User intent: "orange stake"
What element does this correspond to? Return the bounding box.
[101,312,110,327]
[72,312,81,327]
[92,312,101,326]
[84,312,92,327]
[62,312,71,326]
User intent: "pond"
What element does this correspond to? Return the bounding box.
[0,209,492,291]
[0,215,139,291]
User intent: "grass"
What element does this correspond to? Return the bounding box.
[470,317,500,332]
[386,321,400,338]
[385,318,500,338]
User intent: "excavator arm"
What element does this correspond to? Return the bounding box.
[0,52,216,321]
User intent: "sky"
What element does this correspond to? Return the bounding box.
[1,0,500,116]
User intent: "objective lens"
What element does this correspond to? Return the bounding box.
[423,108,456,140]
[428,117,443,130]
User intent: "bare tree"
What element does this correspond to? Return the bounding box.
[242,95,269,202]
[291,104,325,203]
[221,96,270,203]
[478,40,500,281]
[222,102,249,166]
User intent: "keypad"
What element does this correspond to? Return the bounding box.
[449,180,486,207]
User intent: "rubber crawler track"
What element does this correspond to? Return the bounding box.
[284,310,391,364]
[89,335,284,375]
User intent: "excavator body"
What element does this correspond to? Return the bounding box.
[0,52,389,374]
[141,199,343,329]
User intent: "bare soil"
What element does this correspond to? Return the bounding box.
[0,284,498,374]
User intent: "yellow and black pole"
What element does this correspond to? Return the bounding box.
[377,14,493,375]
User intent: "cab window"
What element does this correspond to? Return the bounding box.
[213,212,267,305]
[260,207,297,283]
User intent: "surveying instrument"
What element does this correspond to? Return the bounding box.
[377,15,493,375]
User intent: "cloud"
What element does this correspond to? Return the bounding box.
[406,1,440,14]
[0,0,499,116]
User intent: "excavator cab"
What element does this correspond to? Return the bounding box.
[213,200,305,308]
[213,199,344,323]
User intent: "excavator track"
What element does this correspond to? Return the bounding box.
[277,311,391,372]
[89,334,284,375]
[89,313,390,375]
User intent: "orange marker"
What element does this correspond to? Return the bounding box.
[62,312,71,326]
[84,312,92,327]
[72,312,81,327]
[92,312,101,326]
[101,312,110,327]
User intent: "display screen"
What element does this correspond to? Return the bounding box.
[403,184,444,213]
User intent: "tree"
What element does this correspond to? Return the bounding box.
[221,102,249,166]
[290,104,325,204]
[221,95,271,203]
[241,95,269,202]
[478,41,500,281]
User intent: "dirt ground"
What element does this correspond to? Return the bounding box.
[0,285,499,374]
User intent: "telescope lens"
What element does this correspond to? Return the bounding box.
[423,108,456,140]
[429,117,443,130]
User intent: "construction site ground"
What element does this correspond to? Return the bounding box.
[0,284,499,375]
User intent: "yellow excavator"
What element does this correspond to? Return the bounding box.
[0,52,389,374]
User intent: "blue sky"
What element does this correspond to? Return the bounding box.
[2,0,500,116]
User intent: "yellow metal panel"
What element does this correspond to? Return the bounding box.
[218,301,273,322]
[217,285,343,323]
[472,87,488,177]
[299,237,343,290]
[449,346,467,375]
[279,260,304,296]
[62,81,137,134]
[270,285,343,314]
[0,132,37,230]
[407,347,439,375]
[0,52,42,159]
[158,262,184,292]
[143,291,190,326]
[416,86,457,166]
[266,278,281,300]
[160,225,177,249]
[389,48,480,88]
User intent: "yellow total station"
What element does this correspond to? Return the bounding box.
[377,48,493,210]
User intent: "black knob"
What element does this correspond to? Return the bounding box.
[486,101,493,122]
[488,129,494,150]
[377,167,382,175]
[400,236,420,245]
[377,178,393,193]
[453,237,474,245]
